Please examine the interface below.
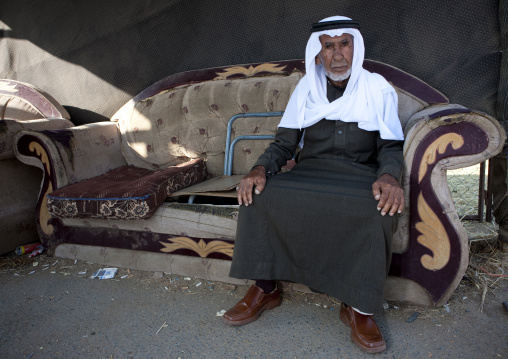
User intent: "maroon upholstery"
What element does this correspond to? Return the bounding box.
[47,159,207,220]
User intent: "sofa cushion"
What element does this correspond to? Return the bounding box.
[117,72,303,176]
[46,158,207,220]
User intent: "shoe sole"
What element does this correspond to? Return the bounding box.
[340,309,386,354]
[222,297,282,326]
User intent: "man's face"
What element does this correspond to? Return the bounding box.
[317,34,354,83]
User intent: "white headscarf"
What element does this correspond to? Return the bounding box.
[278,16,404,141]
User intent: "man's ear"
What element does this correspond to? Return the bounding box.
[315,55,322,65]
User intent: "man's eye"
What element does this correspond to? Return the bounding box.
[325,44,332,49]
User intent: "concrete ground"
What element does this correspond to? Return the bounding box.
[0,248,507,359]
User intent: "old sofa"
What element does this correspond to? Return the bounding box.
[0,80,73,255]
[14,60,505,306]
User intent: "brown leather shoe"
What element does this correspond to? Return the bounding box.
[340,303,386,353]
[222,285,282,326]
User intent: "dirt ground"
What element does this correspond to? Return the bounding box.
[0,240,507,359]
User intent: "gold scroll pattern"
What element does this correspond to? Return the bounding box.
[214,63,287,80]
[28,142,54,236]
[160,237,234,258]
[418,133,464,183]
[415,192,450,270]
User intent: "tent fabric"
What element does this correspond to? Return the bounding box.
[0,0,503,126]
[491,0,508,243]
[498,0,508,128]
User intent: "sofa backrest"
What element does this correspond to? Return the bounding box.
[112,60,448,177]
[0,80,70,121]
[0,79,72,160]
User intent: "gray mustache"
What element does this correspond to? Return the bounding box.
[331,61,348,67]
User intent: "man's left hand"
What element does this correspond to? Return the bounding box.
[372,174,404,216]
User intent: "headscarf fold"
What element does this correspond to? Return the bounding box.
[278,16,404,141]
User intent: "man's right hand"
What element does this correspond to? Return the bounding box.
[237,166,266,206]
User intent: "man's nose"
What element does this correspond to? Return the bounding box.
[332,47,343,60]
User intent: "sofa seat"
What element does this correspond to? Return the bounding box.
[47,159,207,220]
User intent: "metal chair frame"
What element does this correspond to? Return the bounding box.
[188,111,284,204]
[224,112,284,176]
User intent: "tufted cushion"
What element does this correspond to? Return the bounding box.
[46,159,207,220]
[117,69,435,178]
[118,72,303,176]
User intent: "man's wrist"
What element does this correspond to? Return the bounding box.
[252,165,266,172]
[378,171,400,182]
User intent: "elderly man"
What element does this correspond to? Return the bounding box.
[222,16,404,354]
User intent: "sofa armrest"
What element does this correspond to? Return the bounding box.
[396,104,505,252]
[0,117,74,160]
[387,104,505,306]
[14,122,127,188]
[403,104,505,172]
[13,121,127,245]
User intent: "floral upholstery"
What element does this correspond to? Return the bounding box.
[117,72,303,176]
[46,159,207,220]
[115,71,429,178]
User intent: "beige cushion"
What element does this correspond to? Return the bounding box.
[119,72,303,176]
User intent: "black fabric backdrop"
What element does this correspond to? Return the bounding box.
[0,0,504,127]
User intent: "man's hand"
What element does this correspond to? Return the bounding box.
[372,173,404,216]
[237,166,267,206]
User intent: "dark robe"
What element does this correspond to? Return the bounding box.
[229,82,404,314]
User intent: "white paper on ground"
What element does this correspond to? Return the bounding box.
[91,268,118,279]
